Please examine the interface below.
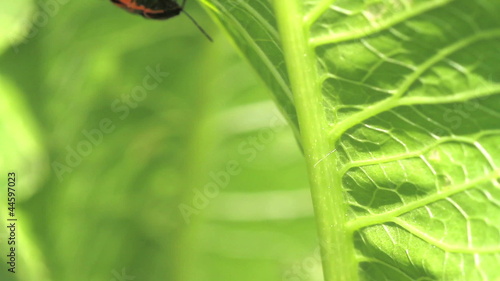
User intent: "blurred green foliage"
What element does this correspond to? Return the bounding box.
[0,1,318,280]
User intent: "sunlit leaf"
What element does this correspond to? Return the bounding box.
[203,0,500,280]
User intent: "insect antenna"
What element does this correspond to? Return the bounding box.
[180,0,213,42]
[182,11,213,42]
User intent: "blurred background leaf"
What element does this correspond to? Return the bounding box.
[0,0,320,281]
[0,0,35,54]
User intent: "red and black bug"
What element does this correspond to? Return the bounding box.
[111,0,212,41]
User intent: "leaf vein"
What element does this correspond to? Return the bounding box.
[310,0,456,47]
[347,169,500,231]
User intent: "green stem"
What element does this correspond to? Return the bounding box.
[273,1,358,281]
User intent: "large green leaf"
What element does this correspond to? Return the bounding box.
[202,0,500,280]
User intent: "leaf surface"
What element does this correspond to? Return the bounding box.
[202,0,500,280]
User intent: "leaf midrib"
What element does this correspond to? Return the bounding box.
[274,1,358,281]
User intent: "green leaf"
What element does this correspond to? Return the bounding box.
[202,0,500,280]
